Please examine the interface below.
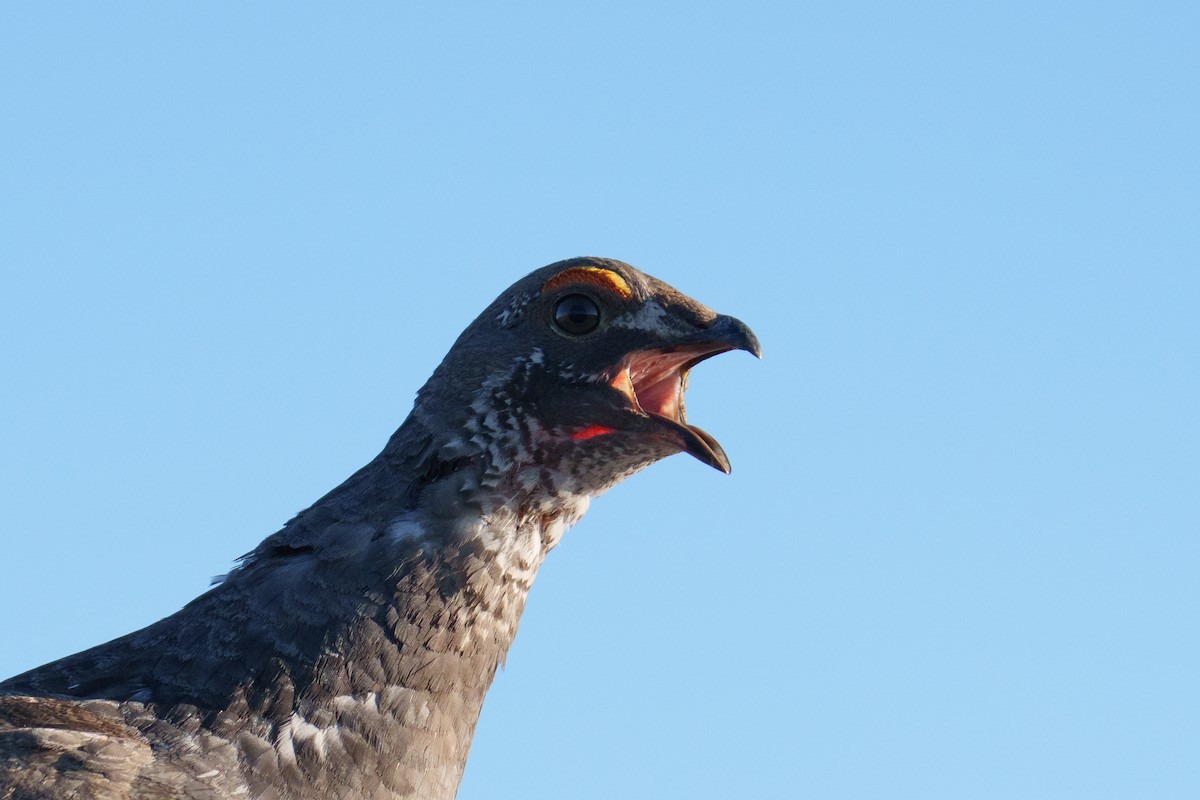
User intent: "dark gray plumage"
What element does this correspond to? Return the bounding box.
[0,257,759,800]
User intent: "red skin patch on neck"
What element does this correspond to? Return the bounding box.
[570,425,617,441]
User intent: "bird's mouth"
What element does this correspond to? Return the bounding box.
[610,343,737,472]
[574,313,758,472]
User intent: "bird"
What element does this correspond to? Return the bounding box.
[0,256,759,800]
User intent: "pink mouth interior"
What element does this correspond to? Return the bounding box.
[614,344,731,423]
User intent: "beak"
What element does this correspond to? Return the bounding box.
[615,314,761,474]
[686,314,762,360]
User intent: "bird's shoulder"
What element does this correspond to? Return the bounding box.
[0,693,246,799]
[0,694,152,798]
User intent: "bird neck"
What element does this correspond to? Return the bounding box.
[199,425,591,797]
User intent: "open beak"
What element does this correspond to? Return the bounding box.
[610,315,760,473]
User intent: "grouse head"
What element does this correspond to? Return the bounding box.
[410,257,760,500]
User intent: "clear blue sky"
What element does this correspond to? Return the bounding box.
[1,3,1196,798]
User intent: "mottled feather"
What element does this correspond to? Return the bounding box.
[1,257,758,800]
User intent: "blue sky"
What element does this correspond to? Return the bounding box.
[1,3,1196,798]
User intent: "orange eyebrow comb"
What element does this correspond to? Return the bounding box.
[541,267,632,299]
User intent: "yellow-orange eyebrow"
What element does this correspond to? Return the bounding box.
[540,267,632,300]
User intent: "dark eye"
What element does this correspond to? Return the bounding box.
[553,293,601,335]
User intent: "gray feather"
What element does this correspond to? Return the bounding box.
[0,257,758,800]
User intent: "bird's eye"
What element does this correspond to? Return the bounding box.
[553,294,601,335]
